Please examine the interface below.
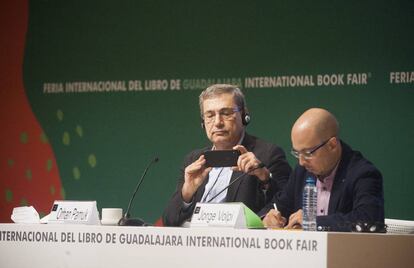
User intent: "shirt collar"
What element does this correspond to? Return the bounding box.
[318,161,339,184]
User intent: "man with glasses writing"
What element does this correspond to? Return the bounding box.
[261,108,384,231]
[163,84,291,226]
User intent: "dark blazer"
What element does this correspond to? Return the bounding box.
[259,141,384,231]
[163,133,292,226]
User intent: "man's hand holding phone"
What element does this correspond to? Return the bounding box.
[233,145,270,183]
[181,155,212,203]
[182,145,270,203]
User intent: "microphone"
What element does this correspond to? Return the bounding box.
[118,157,159,226]
[206,163,265,203]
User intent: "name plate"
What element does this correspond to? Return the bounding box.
[190,202,263,229]
[48,200,100,225]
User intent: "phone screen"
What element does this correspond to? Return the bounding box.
[203,150,241,167]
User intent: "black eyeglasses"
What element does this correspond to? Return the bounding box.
[203,107,241,124]
[290,137,334,160]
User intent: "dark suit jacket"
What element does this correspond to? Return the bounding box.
[259,141,384,231]
[163,133,292,226]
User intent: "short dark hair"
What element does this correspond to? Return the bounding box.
[199,84,247,116]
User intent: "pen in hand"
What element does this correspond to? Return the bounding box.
[272,203,289,228]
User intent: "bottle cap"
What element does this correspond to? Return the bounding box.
[305,177,316,184]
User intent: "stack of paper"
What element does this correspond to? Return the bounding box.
[11,206,40,224]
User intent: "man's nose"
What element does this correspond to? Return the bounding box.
[213,114,224,125]
[298,154,307,166]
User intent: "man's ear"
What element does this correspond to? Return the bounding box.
[329,136,339,150]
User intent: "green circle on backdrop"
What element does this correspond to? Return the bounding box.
[20,132,28,144]
[5,189,13,203]
[25,169,32,180]
[50,185,55,195]
[46,159,53,172]
[73,166,81,180]
[62,131,70,145]
[57,110,64,121]
[76,125,83,137]
[88,154,97,168]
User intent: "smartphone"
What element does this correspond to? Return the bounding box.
[203,150,241,167]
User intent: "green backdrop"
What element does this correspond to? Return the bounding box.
[23,0,414,222]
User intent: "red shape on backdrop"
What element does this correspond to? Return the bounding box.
[154,217,164,227]
[0,1,63,222]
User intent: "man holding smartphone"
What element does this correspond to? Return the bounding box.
[163,84,291,226]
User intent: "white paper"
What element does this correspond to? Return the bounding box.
[11,206,40,224]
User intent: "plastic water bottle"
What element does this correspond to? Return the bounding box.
[302,177,317,231]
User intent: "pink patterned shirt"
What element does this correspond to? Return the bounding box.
[316,164,339,216]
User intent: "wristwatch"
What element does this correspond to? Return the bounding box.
[260,172,272,187]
